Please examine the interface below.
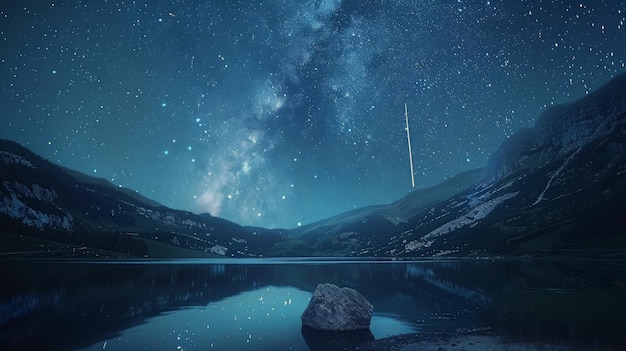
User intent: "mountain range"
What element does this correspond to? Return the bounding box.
[2,72,626,259]
[0,140,285,258]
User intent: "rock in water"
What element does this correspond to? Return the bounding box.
[301,283,373,331]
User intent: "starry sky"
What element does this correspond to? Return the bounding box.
[1,1,625,229]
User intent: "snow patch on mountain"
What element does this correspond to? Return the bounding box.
[209,244,228,256]
[134,205,210,230]
[405,192,519,253]
[533,147,582,205]
[0,151,35,169]
[0,181,73,231]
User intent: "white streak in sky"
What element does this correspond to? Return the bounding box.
[405,103,415,188]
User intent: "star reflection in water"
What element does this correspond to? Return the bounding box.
[77,285,415,351]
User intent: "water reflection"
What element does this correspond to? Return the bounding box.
[72,285,414,351]
[77,286,311,351]
[1,259,624,350]
[302,326,374,351]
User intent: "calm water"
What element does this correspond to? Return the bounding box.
[1,258,625,350]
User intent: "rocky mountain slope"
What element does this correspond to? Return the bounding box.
[0,140,285,258]
[272,72,626,258]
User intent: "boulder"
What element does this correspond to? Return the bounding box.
[301,283,373,331]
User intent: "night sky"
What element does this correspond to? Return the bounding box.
[1,1,625,228]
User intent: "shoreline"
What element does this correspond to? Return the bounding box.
[359,332,575,351]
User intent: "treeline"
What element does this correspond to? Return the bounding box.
[0,214,148,257]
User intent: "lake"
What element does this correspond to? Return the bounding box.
[1,258,625,350]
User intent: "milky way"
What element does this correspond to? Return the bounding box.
[1,1,625,228]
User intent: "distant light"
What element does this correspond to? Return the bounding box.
[188,146,192,150]
[164,150,169,155]
[52,70,57,74]
[196,118,201,123]
[93,169,97,173]
[297,222,302,227]
[466,158,470,162]
[161,102,167,107]
[257,212,262,217]
[281,195,286,200]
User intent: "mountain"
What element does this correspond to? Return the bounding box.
[3,73,626,259]
[271,72,626,258]
[0,140,286,258]
[487,71,626,180]
[273,168,486,256]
